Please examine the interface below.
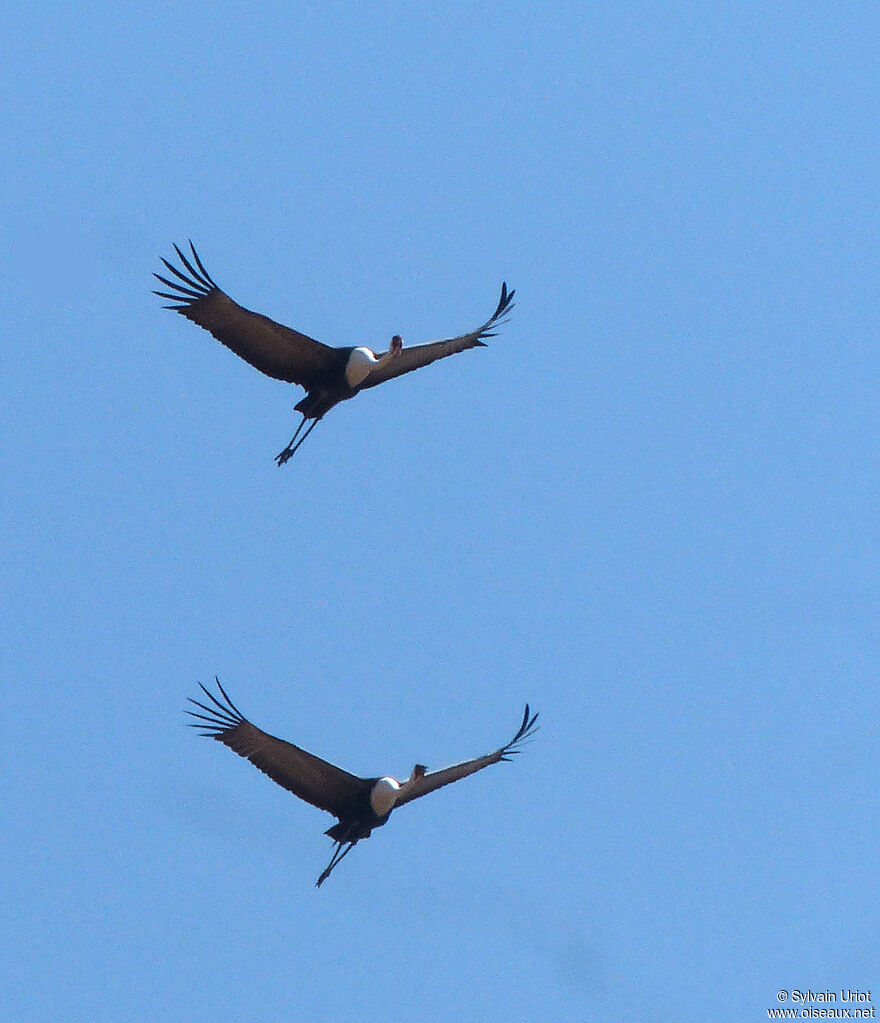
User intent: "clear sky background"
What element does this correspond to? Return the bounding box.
[2,4,877,1021]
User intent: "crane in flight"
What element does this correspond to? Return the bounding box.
[187,678,538,886]
[154,242,514,464]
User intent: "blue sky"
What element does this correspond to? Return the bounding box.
[2,3,877,1021]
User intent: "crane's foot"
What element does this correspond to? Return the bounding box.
[274,416,321,465]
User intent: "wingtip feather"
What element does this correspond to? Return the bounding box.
[188,240,220,289]
[185,678,247,736]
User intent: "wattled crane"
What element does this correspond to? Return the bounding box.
[187,678,538,886]
[154,243,515,464]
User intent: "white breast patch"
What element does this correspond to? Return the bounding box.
[345,347,377,388]
[370,777,401,816]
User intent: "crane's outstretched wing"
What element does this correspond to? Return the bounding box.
[357,282,515,390]
[154,242,338,390]
[394,704,538,807]
[187,678,368,818]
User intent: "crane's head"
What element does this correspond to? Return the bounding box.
[390,334,403,356]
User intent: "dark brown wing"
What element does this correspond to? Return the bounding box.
[187,678,368,818]
[395,704,538,807]
[357,282,515,390]
[154,242,339,390]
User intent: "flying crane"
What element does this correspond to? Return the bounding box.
[154,243,514,464]
[187,678,538,886]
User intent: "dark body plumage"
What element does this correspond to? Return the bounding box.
[187,679,538,886]
[154,242,515,463]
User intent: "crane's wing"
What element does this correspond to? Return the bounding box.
[357,282,515,390]
[186,678,368,818]
[394,704,538,807]
[154,242,339,390]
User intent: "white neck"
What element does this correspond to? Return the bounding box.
[397,764,425,799]
[376,346,398,369]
